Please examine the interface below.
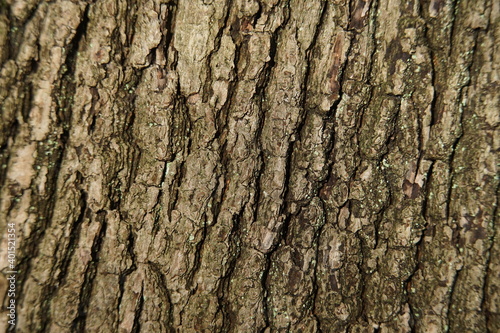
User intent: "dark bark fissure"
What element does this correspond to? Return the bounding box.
[130,285,144,333]
[202,0,234,103]
[20,82,33,124]
[55,187,87,288]
[148,261,174,331]
[3,1,40,63]
[185,214,209,290]
[20,12,90,317]
[117,226,139,326]
[365,0,380,87]
[215,211,243,332]
[162,1,179,66]
[0,119,18,194]
[34,188,87,332]
[55,4,89,126]
[446,263,463,329]
[124,0,140,50]
[20,130,71,332]
[71,211,107,333]
[254,2,292,330]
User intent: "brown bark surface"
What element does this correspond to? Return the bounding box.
[0,0,499,332]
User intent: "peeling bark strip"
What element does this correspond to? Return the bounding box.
[0,0,498,332]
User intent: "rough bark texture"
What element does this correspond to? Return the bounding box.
[0,0,499,332]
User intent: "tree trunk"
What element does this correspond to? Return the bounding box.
[0,0,498,331]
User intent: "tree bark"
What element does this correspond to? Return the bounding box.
[0,0,498,332]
